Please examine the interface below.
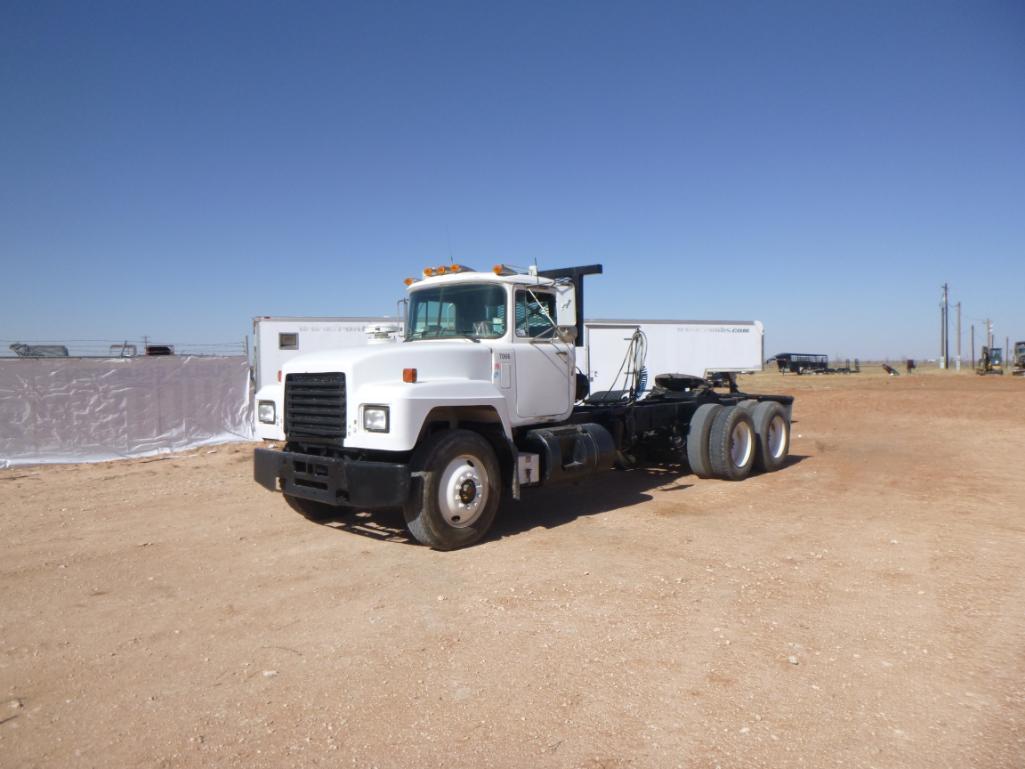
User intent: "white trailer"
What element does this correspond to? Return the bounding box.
[253,315,764,438]
[581,319,764,395]
[252,316,401,440]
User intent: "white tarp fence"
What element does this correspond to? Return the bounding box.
[0,356,256,468]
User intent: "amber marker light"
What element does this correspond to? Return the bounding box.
[423,267,434,277]
[404,277,415,286]
[492,264,503,274]
[402,368,418,383]
[450,264,463,273]
[436,265,448,274]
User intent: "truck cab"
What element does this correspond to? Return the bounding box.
[254,264,597,549]
[367,263,581,443]
[276,265,581,454]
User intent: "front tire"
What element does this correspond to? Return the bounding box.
[403,430,501,550]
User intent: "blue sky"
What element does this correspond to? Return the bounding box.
[2,1,1023,359]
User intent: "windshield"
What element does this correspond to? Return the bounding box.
[406,283,508,340]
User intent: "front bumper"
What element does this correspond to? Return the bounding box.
[254,448,412,508]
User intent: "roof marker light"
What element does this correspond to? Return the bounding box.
[404,277,415,286]
[423,267,434,277]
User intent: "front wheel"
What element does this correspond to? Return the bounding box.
[403,429,501,550]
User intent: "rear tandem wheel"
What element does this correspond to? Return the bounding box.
[686,403,723,479]
[707,406,756,481]
[750,401,790,473]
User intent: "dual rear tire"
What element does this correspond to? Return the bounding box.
[749,401,790,473]
[708,406,757,480]
[687,401,790,480]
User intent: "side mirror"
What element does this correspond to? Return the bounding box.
[556,325,578,343]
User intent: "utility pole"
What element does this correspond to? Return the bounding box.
[939,284,948,369]
[955,302,961,371]
[943,283,949,369]
[971,325,976,369]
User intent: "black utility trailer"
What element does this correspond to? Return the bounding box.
[768,352,829,375]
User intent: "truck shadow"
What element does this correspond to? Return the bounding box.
[311,457,808,546]
[489,467,689,542]
[319,508,413,544]
[491,455,809,541]
[311,466,685,546]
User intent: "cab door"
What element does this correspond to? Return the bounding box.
[512,288,573,419]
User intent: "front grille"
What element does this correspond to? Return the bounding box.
[284,372,346,443]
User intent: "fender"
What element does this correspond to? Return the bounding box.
[345,379,514,452]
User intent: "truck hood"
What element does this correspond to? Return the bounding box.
[280,340,493,384]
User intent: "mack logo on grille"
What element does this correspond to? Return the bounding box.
[284,372,346,441]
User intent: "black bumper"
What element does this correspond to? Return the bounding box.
[254,448,412,509]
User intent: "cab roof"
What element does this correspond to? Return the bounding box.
[405,269,559,290]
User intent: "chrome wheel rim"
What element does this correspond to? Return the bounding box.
[730,422,754,467]
[438,454,489,528]
[767,415,787,459]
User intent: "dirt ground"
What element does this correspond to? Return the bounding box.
[2,369,1024,769]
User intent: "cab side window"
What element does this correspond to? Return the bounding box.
[514,290,557,338]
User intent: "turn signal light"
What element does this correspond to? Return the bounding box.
[404,277,415,286]
[402,368,418,383]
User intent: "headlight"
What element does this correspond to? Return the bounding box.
[258,401,276,424]
[363,405,390,432]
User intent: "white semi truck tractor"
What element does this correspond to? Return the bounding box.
[254,263,794,550]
